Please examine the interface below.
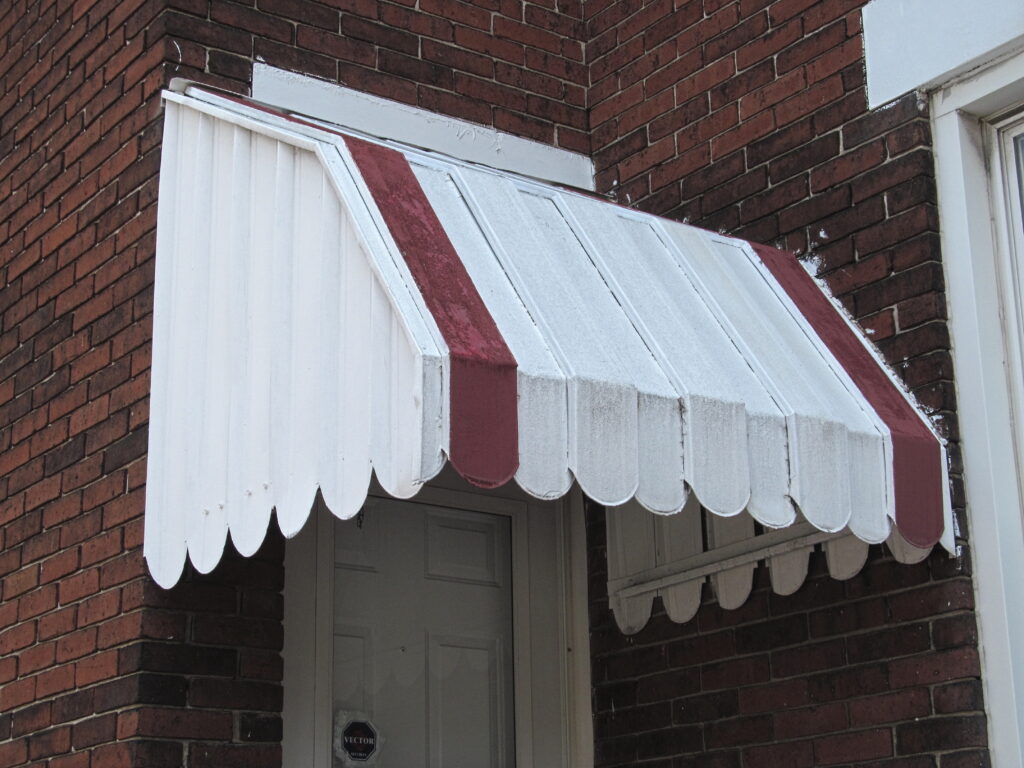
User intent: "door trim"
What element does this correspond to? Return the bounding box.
[282,472,595,767]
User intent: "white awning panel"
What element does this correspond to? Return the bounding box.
[145,89,952,593]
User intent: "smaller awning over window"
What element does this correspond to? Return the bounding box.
[145,88,953,600]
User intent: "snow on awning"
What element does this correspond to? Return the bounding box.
[144,88,953,591]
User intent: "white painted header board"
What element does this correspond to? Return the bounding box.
[863,0,1024,107]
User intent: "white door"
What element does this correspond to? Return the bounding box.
[331,498,516,768]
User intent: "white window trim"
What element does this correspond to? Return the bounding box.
[931,48,1024,767]
[250,64,595,191]
[281,473,595,768]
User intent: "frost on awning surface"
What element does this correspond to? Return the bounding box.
[145,89,954,617]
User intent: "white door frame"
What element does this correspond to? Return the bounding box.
[282,471,594,767]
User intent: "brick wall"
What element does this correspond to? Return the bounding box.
[1,0,984,766]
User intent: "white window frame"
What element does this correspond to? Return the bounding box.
[281,471,594,768]
[931,48,1024,766]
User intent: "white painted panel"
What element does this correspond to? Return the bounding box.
[454,171,682,508]
[145,105,185,578]
[863,0,1024,107]
[707,513,756,610]
[605,501,657,634]
[334,502,379,572]
[656,496,705,624]
[426,511,501,586]
[333,628,373,713]
[769,547,811,596]
[825,535,870,579]
[428,636,509,768]
[251,63,596,190]
[887,529,932,565]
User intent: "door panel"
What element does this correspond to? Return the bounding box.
[333,626,373,714]
[428,634,508,768]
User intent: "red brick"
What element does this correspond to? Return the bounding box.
[712,108,774,159]
[58,567,99,604]
[896,716,987,754]
[36,664,76,697]
[0,738,28,767]
[889,648,981,689]
[849,688,931,727]
[702,655,770,690]
[705,714,773,748]
[934,680,985,715]
[11,700,51,737]
[737,15,798,65]
[775,76,846,127]
[635,668,700,703]
[17,585,57,620]
[75,649,118,687]
[740,68,806,120]
[814,728,893,765]
[38,606,77,641]
[28,726,72,759]
[19,640,57,675]
[676,56,736,105]
[776,702,849,739]
[190,743,282,768]
[808,663,890,703]
[744,740,814,768]
[56,626,97,662]
[847,622,931,663]
[118,707,234,740]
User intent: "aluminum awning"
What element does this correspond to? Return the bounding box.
[144,88,953,589]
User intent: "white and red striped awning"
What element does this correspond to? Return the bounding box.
[144,87,953,589]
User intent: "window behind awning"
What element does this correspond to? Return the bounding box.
[144,88,953,624]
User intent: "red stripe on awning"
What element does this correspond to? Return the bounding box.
[751,243,944,548]
[344,137,519,489]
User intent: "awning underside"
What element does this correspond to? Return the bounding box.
[144,89,953,591]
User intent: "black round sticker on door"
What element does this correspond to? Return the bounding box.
[342,721,377,761]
